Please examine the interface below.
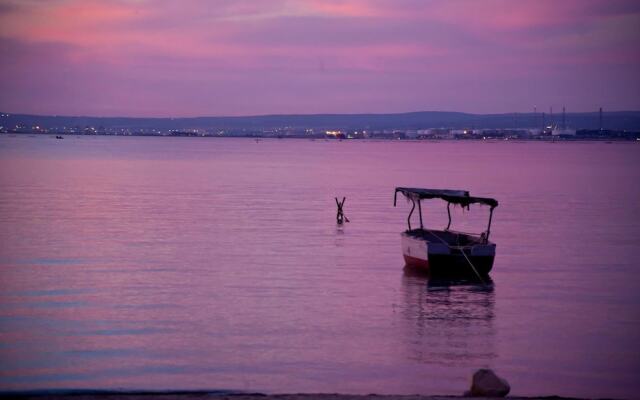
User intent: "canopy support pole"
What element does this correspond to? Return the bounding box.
[417,199,423,229]
[446,202,452,230]
[407,198,415,231]
[486,207,495,241]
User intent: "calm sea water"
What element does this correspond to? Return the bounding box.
[1,136,639,398]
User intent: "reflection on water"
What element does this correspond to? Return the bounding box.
[399,268,496,366]
[1,137,639,398]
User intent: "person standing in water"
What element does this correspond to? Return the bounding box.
[336,197,349,224]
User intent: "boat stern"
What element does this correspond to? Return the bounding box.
[401,232,430,270]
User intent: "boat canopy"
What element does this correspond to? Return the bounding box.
[394,187,498,208]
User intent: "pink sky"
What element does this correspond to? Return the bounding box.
[1,0,639,117]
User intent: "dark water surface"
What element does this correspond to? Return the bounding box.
[1,136,639,398]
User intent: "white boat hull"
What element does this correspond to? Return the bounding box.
[401,232,496,275]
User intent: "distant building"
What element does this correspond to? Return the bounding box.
[552,128,576,136]
[404,130,418,139]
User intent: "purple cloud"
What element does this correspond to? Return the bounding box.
[0,0,638,116]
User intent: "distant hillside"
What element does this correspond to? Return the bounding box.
[2,110,640,130]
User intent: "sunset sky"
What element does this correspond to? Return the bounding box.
[1,0,639,117]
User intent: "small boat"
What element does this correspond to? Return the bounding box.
[55,135,64,139]
[394,187,499,277]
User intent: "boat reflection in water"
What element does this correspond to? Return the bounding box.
[398,267,496,366]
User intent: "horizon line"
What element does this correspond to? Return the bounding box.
[2,109,639,120]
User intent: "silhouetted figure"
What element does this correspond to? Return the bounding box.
[335,197,349,224]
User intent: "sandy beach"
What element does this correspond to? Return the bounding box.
[2,392,590,400]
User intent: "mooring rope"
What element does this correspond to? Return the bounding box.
[458,246,486,285]
[429,231,486,285]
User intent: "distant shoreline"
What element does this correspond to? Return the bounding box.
[2,110,640,134]
[2,132,639,142]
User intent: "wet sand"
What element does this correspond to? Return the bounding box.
[1,392,590,400]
